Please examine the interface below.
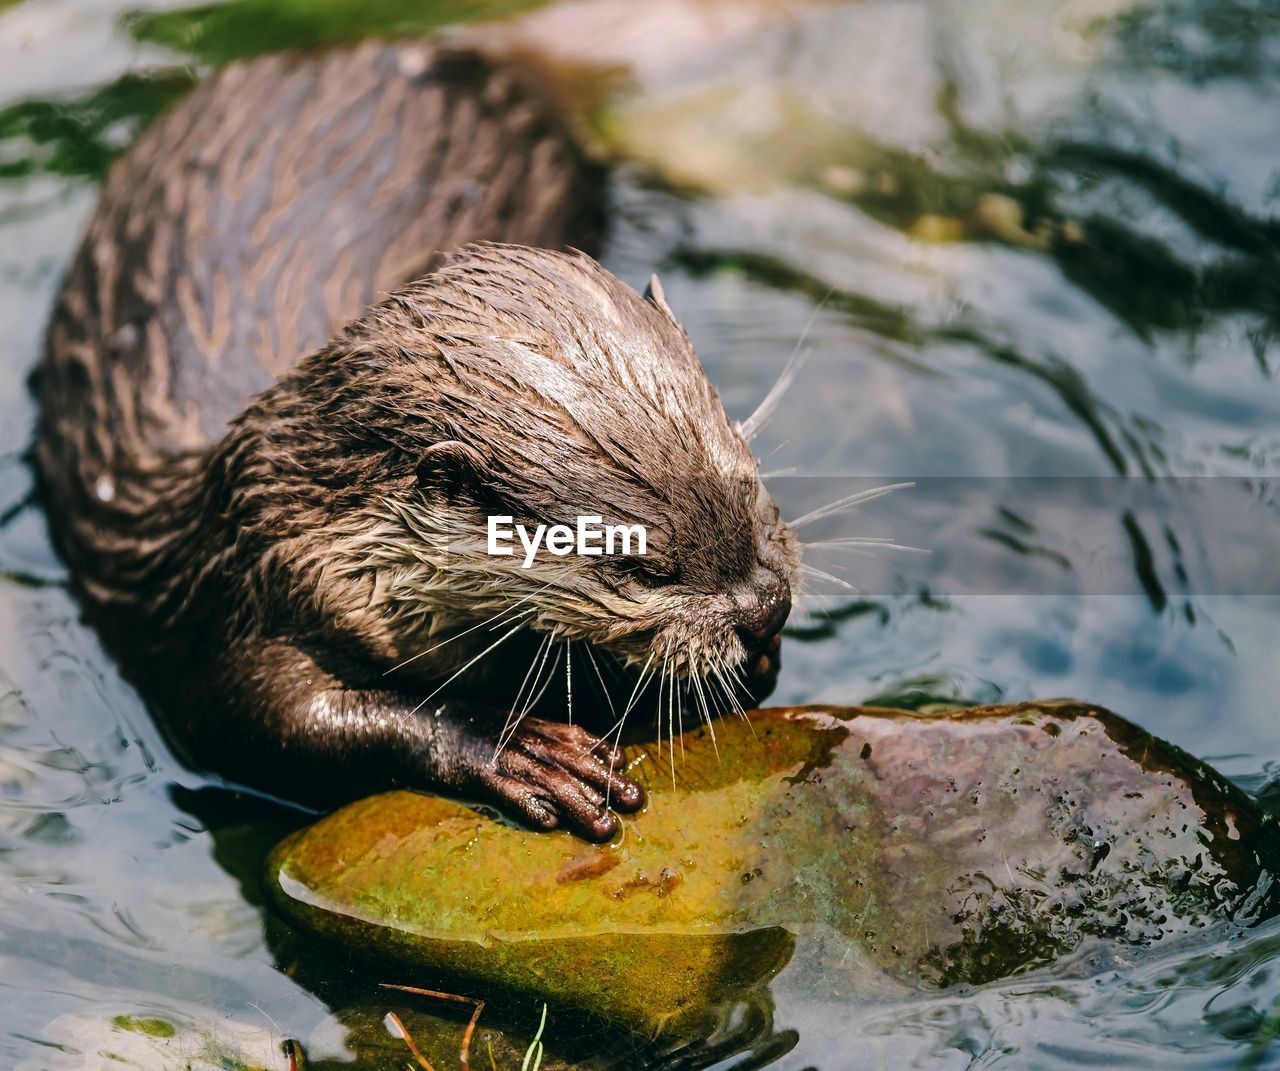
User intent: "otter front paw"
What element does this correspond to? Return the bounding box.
[479,718,644,841]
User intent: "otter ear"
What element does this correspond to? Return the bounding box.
[644,273,681,326]
[415,440,486,501]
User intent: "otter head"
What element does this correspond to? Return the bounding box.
[314,243,799,707]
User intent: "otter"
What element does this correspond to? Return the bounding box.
[33,41,799,841]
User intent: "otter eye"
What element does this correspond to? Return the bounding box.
[618,557,679,587]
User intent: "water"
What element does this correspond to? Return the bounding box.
[0,0,1278,1066]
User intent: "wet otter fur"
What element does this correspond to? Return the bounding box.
[34,41,798,839]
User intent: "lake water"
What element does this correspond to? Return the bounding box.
[2,0,1279,1067]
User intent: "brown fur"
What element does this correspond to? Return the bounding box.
[33,42,796,837]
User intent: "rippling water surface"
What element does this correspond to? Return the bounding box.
[1,0,1279,1067]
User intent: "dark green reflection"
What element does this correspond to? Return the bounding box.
[0,70,192,182]
[819,110,1280,357]
[0,0,549,187]
[1091,0,1280,84]
[123,0,547,66]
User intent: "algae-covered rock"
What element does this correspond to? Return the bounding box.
[268,702,1280,1033]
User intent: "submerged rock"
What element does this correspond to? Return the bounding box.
[268,702,1280,1033]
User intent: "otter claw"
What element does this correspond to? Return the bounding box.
[484,717,644,841]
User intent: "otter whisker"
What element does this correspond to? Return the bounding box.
[495,631,552,754]
[740,350,807,442]
[384,561,577,675]
[790,574,814,617]
[597,650,657,809]
[725,667,753,716]
[716,659,758,742]
[740,287,832,441]
[803,537,925,555]
[721,657,755,725]
[599,648,627,684]
[526,642,563,713]
[509,631,553,718]
[654,646,666,762]
[610,650,656,740]
[803,535,915,548]
[690,671,719,758]
[668,650,684,763]
[712,674,744,724]
[707,662,742,721]
[653,639,670,766]
[663,640,678,783]
[564,642,573,726]
[799,562,861,595]
[496,631,555,756]
[384,602,527,675]
[787,481,914,530]
[716,642,747,696]
[760,438,791,464]
[407,618,529,718]
[675,668,686,763]
[581,642,616,722]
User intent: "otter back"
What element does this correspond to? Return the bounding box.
[36,41,603,575]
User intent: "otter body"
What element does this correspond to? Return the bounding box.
[36,42,797,839]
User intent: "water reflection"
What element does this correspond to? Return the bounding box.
[0,0,1278,1067]
[1099,0,1280,85]
[0,71,192,182]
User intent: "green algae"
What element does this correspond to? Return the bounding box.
[20,1011,279,1071]
[110,1016,177,1040]
[268,701,1280,1035]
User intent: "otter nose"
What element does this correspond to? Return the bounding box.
[734,573,792,654]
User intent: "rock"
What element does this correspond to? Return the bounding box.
[268,702,1280,1035]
